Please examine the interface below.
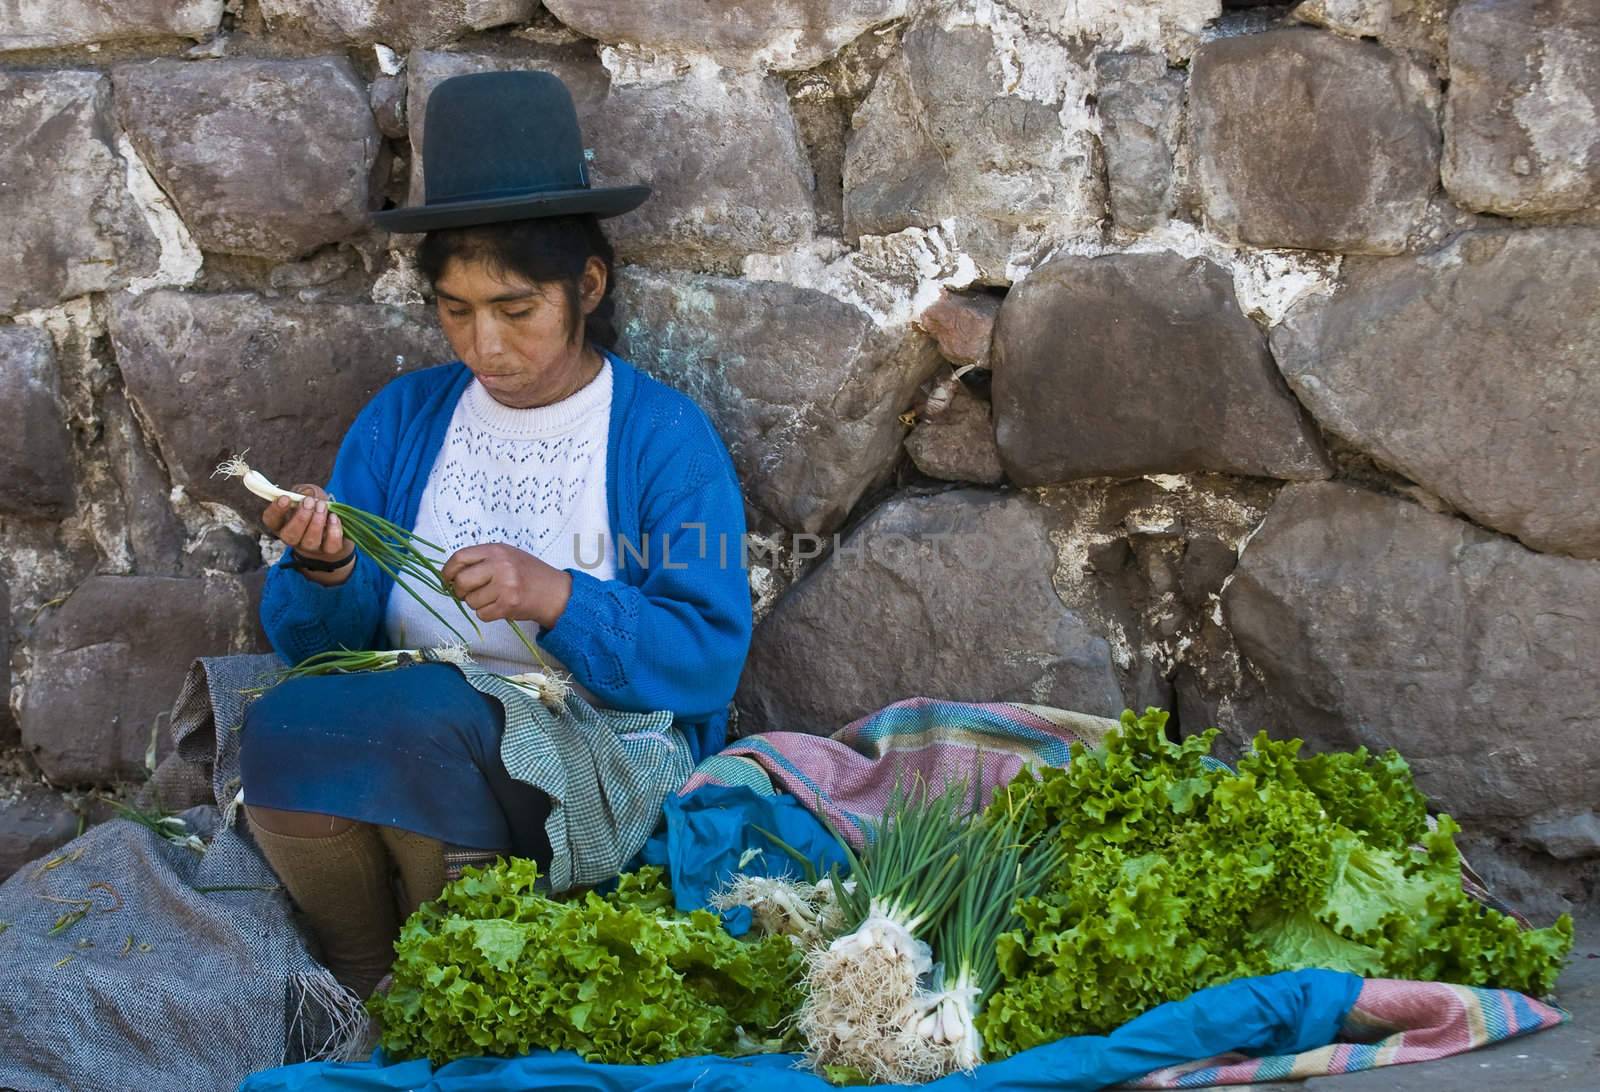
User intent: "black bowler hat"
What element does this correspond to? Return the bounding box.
[371,70,650,232]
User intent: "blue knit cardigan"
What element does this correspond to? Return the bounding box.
[259,348,754,763]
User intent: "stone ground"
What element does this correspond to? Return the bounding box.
[1252,916,1600,1091]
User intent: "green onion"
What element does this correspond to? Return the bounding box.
[216,452,561,678]
[917,785,1067,1073]
[244,642,575,715]
[796,772,973,1084]
[240,643,465,696]
[98,795,207,854]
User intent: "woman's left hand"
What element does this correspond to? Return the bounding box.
[441,544,572,630]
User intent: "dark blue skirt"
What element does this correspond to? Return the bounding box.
[239,663,550,862]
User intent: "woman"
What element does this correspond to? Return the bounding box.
[238,71,753,998]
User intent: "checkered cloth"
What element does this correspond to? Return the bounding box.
[453,661,691,892]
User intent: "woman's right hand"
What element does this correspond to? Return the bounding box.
[262,484,351,566]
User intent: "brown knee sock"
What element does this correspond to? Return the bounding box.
[250,820,399,999]
[377,827,447,920]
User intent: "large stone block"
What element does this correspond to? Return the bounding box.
[406,50,813,269]
[0,327,74,518]
[1272,229,1600,559]
[1095,51,1185,233]
[259,0,534,47]
[735,490,1128,735]
[0,71,161,315]
[108,291,450,507]
[1189,29,1440,254]
[0,0,221,52]
[113,57,381,260]
[613,267,943,535]
[542,0,905,71]
[20,574,264,783]
[0,783,79,883]
[843,11,1102,280]
[992,252,1330,485]
[598,71,815,269]
[1443,0,1600,217]
[1222,483,1600,847]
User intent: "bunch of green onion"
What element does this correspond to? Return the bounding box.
[241,643,467,697]
[916,788,1066,1074]
[724,767,1066,1082]
[794,774,972,1084]
[242,641,573,712]
[215,453,561,682]
[277,644,466,680]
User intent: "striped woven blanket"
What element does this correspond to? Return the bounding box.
[684,697,1125,844]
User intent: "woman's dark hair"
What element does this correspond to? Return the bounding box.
[415,214,619,350]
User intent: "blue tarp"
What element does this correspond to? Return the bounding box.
[239,785,1366,1092]
[240,970,1362,1092]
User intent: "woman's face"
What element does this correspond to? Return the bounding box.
[433,255,607,409]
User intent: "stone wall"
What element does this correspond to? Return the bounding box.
[0,0,1595,912]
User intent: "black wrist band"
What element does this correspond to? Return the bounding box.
[288,549,356,573]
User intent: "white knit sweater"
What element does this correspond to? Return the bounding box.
[384,359,616,687]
